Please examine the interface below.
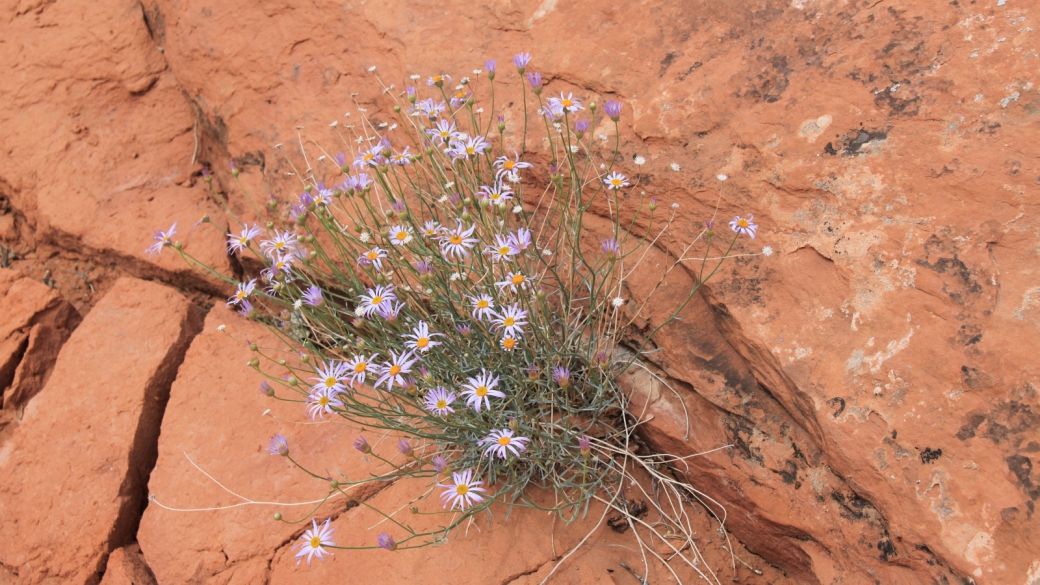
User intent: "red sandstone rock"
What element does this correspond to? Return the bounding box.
[0,278,202,584]
[3,0,1040,581]
[0,273,80,410]
[138,307,389,583]
[98,544,157,585]
[0,0,234,292]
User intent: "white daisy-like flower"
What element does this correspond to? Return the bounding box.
[403,321,442,353]
[472,69,483,75]
[460,369,505,413]
[717,174,728,181]
[294,518,336,565]
[569,144,579,153]
[293,299,303,310]
[762,246,773,256]
[388,225,414,246]
[440,221,479,260]
[344,353,378,386]
[634,155,646,165]
[438,470,487,510]
[495,271,528,292]
[356,284,396,317]
[423,386,456,417]
[469,294,496,320]
[512,205,523,213]
[357,247,387,271]
[500,336,518,351]
[611,297,625,308]
[306,387,343,420]
[670,162,681,171]
[374,349,418,391]
[310,361,348,394]
[490,303,528,338]
[227,279,257,306]
[359,231,371,243]
[479,429,531,459]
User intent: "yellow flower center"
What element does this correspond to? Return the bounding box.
[325,376,336,387]
[318,396,330,406]
[503,317,515,327]
[449,235,463,245]
[354,362,367,373]
[416,337,429,348]
[502,338,516,350]
[436,399,447,409]
[466,147,475,155]
[475,386,488,397]
[236,291,246,299]
[366,251,379,260]
[504,161,515,170]
[456,91,465,99]
[511,274,525,285]
[497,436,512,446]
[310,536,322,548]
[561,99,573,108]
[434,75,443,82]
[389,365,402,376]
[370,295,383,305]
[611,179,622,187]
[395,231,408,241]
[477,300,489,309]
[737,219,749,228]
[274,242,285,250]
[498,246,510,255]
[455,484,469,495]
[238,237,248,245]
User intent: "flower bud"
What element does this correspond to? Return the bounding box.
[274,512,282,521]
[508,417,518,430]
[497,121,506,132]
[249,342,258,352]
[247,358,259,368]
[300,353,310,363]
[286,376,298,386]
[393,105,401,113]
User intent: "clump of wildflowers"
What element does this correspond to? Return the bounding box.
[157,51,760,562]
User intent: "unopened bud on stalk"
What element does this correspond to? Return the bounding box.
[309,250,317,260]
[508,417,518,430]
[497,121,506,132]
[393,105,401,113]
[172,241,182,250]
[705,219,715,236]
[266,221,275,229]
[268,198,278,210]
[461,210,471,221]
[247,358,259,368]
[425,147,434,156]
[287,376,298,386]
[274,512,282,521]
[304,185,312,192]
[480,198,490,209]
[304,234,314,243]
[589,102,597,112]
[230,161,240,177]
[330,480,339,489]
[649,197,658,211]
[536,290,546,301]
[278,359,286,366]
[300,353,310,363]
[249,342,258,352]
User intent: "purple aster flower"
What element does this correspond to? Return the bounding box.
[595,351,611,369]
[578,435,591,456]
[552,366,571,388]
[513,52,531,71]
[200,168,211,178]
[526,364,540,380]
[145,222,177,256]
[485,59,496,73]
[729,214,758,240]
[302,285,323,306]
[289,204,306,222]
[268,434,289,456]
[456,323,471,337]
[649,196,658,211]
[391,200,406,214]
[432,454,448,473]
[236,299,254,318]
[706,218,715,231]
[479,429,531,459]
[298,191,314,207]
[603,99,623,121]
[574,118,590,134]
[601,238,619,259]
[397,438,414,457]
[259,380,274,396]
[229,160,239,175]
[295,518,336,565]
[334,152,347,167]
[526,71,542,89]
[378,532,396,551]
[406,86,415,97]
[354,435,371,453]
[415,260,434,278]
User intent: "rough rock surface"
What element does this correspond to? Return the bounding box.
[98,545,157,585]
[138,307,391,584]
[0,278,202,583]
[0,269,80,412]
[1,0,1038,582]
